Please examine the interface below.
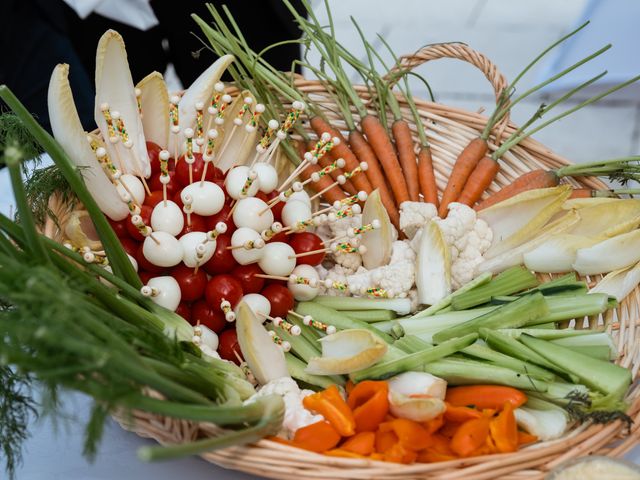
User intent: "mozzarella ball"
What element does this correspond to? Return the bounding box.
[237,293,271,320]
[288,264,320,301]
[281,200,312,228]
[117,174,145,205]
[254,163,279,193]
[231,227,265,265]
[147,276,181,311]
[232,197,274,232]
[288,190,311,208]
[179,231,215,267]
[225,166,260,199]
[181,181,225,216]
[199,324,219,351]
[258,242,296,277]
[142,232,183,267]
[151,200,184,236]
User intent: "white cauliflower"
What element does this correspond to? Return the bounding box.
[250,377,323,439]
[318,264,350,296]
[399,201,438,239]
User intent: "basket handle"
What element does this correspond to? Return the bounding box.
[385,42,511,133]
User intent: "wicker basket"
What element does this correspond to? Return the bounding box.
[47,42,640,479]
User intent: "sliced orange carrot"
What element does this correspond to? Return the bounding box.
[347,381,389,433]
[418,146,439,207]
[292,420,341,453]
[450,416,491,457]
[303,385,355,437]
[456,156,500,207]
[392,120,420,202]
[489,402,519,453]
[445,386,527,411]
[340,431,376,456]
[474,169,558,210]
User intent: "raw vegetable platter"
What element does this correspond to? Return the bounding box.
[2,3,640,480]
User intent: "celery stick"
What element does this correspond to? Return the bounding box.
[410,272,492,319]
[287,315,322,345]
[345,309,397,322]
[519,334,631,400]
[266,323,319,362]
[394,335,431,354]
[522,272,578,293]
[296,302,394,344]
[423,358,548,391]
[498,328,598,340]
[312,296,412,315]
[529,322,557,329]
[378,306,497,337]
[285,354,343,388]
[550,332,617,360]
[461,343,556,381]
[556,345,610,360]
[451,266,538,310]
[350,333,477,382]
[530,293,611,324]
[434,293,548,343]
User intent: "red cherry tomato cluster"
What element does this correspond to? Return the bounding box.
[110,141,325,363]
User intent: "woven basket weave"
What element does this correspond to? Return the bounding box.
[47,43,640,479]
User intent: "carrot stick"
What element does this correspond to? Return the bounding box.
[456,156,501,208]
[349,129,399,227]
[474,169,559,210]
[418,146,439,207]
[445,386,527,410]
[392,120,420,202]
[298,162,347,205]
[438,138,488,217]
[361,115,410,207]
[310,116,372,194]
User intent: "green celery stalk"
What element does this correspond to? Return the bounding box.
[285,354,343,388]
[461,343,556,381]
[522,273,578,293]
[423,358,548,391]
[530,293,611,324]
[393,335,431,354]
[519,334,631,400]
[266,322,319,362]
[311,295,412,315]
[498,328,597,340]
[451,266,538,310]
[529,322,557,329]
[350,333,477,382]
[376,306,497,337]
[551,332,617,360]
[556,345,611,360]
[434,292,548,343]
[346,309,397,322]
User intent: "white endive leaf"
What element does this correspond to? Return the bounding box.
[95,30,149,177]
[514,407,568,441]
[361,189,396,269]
[169,54,234,155]
[136,72,169,149]
[236,302,289,385]
[305,329,387,375]
[479,186,572,259]
[48,64,129,221]
[567,199,640,240]
[562,197,619,210]
[523,234,598,273]
[573,229,640,275]
[590,261,640,302]
[416,220,451,305]
[478,210,579,274]
[216,91,259,172]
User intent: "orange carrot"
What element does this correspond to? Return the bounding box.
[375,429,398,453]
[341,431,376,456]
[383,442,418,464]
[450,416,491,457]
[569,188,593,199]
[423,414,445,435]
[474,169,559,210]
[489,402,519,453]
[298,162,347,205]
[361,115,410,206]
[418,146,439,207]
[349,130,399,227]
[310,116,372,194]
[316,143,358,196]
[303,385,356,437]
[438,138,488,217]
[444,403,482,423]
[456,156,501,208]
[347,380,389,433]
[379,418,431,451]
[292,420,341,453]
[392,120,420,202]
[446,386,527,411]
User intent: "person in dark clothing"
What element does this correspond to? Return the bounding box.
[0,0,303,134]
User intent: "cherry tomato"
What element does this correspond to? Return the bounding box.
[144,190,165,208]
[180,213,208,235]
[135,242,166,273]
[126,205,153,241]
[289,232,325,266]
[231,263,265,294]
[108,217,131,239]
[202,234,237,275]
[149,171,178,198]
[218,328,243,364]
[191,299,226,333]
[255,191,269,203]
[205,274,243,309]
[171,264,208,302]
[138,270,155,285]
[270,231,289,244]
[146,141,163,175]
[175,301,192,322]
[119,237,139,257]
[267,191,284,223]
[261,284,294,318]
[175,153,221,186]
[206,202,235,235]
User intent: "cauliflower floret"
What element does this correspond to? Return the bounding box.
[345,267,374,295]
[399,201,437,239]
[251,377,323,439]
[319,264,350,296]
[329,214,362,240]
[389,240,416,264]
[375,261,415,298]
[333,250,362,274]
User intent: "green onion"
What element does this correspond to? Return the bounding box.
[451,267,538,310]
[311,295,412,315]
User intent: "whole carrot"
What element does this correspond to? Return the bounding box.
[474,169,558,210]
[456,156,501,207]
[392,120,420,202]
[418,146,439,207]
[361,114,410,207]
[445,385,527,410]
[299,160,347,205]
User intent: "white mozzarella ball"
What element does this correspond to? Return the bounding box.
[288,190,311,208]
[199,324,219,351]
[225,166,260,199]
[281,200,312,228]
[232,197,274,232]
[117,174,145,205]
[288,264,319,301]
[237,294,271,320]
[181,181,225,216]
[147,276,181,311]
[142,232,183,267]
[127,254,138,272]
[150,200,184,236]
[179,231,215,267]
[258,242,296,277]
[231,227,264,265]
[254,163,278,193]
